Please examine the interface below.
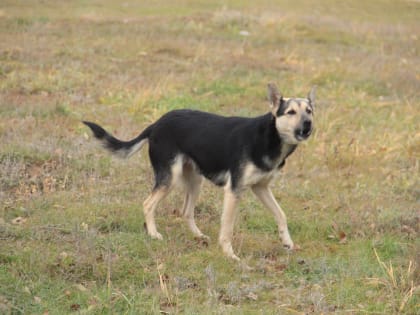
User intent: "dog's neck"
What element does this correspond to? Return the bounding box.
[251,114,297,171]
[276,142,297,169]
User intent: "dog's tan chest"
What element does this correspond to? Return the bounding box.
[241,162,279,187]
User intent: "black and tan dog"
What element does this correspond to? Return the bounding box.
[83,83,315,260]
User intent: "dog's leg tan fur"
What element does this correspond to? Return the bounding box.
[180,165,207,238]
[143,187,170,240]
[219,187,240,261]
[251,184,294,249]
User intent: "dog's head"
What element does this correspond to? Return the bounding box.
[267,83,315,145]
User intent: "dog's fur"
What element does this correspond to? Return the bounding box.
[83,83,315,260]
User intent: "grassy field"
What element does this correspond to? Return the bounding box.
[0,0,419,314]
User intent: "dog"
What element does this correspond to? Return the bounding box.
[83,83,315,261]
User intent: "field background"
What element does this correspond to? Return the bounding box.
[0,0,419,314]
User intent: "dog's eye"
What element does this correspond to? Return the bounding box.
[306,108,313,114]
[286,110,296,115]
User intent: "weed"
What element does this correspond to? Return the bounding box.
[365,248,419,314]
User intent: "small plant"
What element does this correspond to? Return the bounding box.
[365,248,419,314]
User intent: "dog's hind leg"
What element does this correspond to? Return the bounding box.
[219,187,240,261]
[143,186,171,240]
[180,163,207,239]
[144,145,180,240]
[251,184,294,250]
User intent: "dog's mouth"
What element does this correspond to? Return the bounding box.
[295,128,312,141]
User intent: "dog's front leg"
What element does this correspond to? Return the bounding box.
[219,188,240,261]
[251,184,294,250]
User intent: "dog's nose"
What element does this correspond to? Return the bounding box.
[303,120,312,135]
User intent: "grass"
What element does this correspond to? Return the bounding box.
[0,0,419,314]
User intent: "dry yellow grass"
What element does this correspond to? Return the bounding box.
[0,0,419,314]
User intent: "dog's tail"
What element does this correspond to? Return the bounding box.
[83,121,152,158]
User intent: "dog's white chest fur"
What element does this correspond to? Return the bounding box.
[241,162,278,187]
[240,144,294,187]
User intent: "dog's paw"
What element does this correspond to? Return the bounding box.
[220,241,241,261]
[229,253,241,261]
[283,244,293,251]
[150,232,163,240]
[194,235,210,247]
[280,231,294,250]
[198,234,210,241]
[282,239,294,251]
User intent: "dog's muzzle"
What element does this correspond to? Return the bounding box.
[295,120,312,141]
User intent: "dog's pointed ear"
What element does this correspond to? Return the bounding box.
[267,83,282,115]
[308,86,317,108]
